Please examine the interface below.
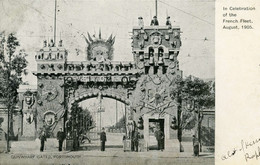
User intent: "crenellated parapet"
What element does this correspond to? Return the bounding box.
[33,61,138,75]
[132,25,182,75]
[65,61,137,73]
[35,40,67,73]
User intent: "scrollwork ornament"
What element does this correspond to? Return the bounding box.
[42,84,58,101]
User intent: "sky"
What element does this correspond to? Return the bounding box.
[0,0,215,84]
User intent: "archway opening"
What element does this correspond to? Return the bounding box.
[71,97,127,151]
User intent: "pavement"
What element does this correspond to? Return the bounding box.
[0,150,214,165]
[0,133,214,165]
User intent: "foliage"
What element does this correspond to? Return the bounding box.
[109,115,126,130]
[0,32,28,136]
[70,104,95,132]
[82,107,95,130]
[200,126,215,146]
[188,77,214,109]
[115,115,126,129]
[170,76,215,131]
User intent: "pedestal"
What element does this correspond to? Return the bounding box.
[123,139,131,152]
[65,139,73,151]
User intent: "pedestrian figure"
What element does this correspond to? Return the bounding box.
[138,17,144,28]
[133,131,139,152]
[65,118,72,138]
[57,127,66,151]
[193,135,200,156]
[155,127,164,151]
[150,16,159,26]
[39,129,47,152]
[100,127,106,151]
[166,16,172,27]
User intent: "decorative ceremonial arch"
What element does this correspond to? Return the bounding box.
[18,25,191,151]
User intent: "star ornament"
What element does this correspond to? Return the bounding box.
[149,88,166,106]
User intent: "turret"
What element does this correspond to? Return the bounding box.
[35,39,67,73]
[132,16,182,75]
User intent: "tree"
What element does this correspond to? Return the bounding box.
[0,32,28,141]
[179,76,215,131]
[170,76,215,151]
[70,104,95,133]
[112,115,126,130]
[82,107,95,131]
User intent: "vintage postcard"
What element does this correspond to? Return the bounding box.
[0,0,258,164]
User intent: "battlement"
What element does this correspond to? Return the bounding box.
[33,61,139,76]
[35,47,67,62]
[35,40,67,62]
[132,25,180,30]
[132,24,182,74]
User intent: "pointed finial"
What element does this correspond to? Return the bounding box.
[82,34,90,45]
[106,34,113,43]
[99,28,101,39]
[87,32,93,42]
[111,36,116,45]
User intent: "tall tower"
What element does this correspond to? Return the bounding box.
[33,39,67,136]
[132,22,182,77]
[130,18,183,151]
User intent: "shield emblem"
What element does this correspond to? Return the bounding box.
[44,111,56,126]
[25,113,34,124]
[151,35,161,45]
[25,95,35,107]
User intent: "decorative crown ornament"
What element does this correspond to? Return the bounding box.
[83,30,115,61]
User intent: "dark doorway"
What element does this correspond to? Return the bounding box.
[148,119,164,150]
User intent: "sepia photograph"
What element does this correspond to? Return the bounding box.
[0,0,215,164]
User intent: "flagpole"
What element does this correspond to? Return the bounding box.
[116,100,118,124]
[155,0,158,17]
[54,0,57,45]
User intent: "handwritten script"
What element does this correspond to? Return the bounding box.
[221,137,260,162]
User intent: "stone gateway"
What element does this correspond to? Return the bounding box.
[15,19,214,153]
